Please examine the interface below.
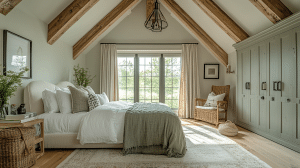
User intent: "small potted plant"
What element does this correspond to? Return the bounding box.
[73,64,95,87]
[0,66,29,119]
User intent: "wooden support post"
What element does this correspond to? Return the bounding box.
[193,0,249,42]
[160,0,228,66]
[47,0,100,45]
[249,0,292,23]
[73,0,140,59]
[0,0,22,15]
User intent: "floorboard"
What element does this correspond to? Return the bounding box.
[34,119,300,168]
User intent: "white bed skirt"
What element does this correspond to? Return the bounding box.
[44,133,123,149]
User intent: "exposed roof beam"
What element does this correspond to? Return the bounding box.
[160,0,228,66]
[73,0,140,59]
[249,0,292,23]
[193,0,249,42]
[0,0,22,15]
[146,0,155,19]
[47,0,100,45]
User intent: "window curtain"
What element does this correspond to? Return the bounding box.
[178,44,201,118]
[100,44,119,101]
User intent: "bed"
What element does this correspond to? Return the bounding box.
[24,81,186,157]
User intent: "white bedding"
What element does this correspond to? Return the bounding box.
[36,101,133,145]
[77,101,133,144]
[36,112,88,134]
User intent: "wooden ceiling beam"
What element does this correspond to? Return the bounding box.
[47,0,100,45]
[249,0,292,23]
[146,0,155,19]
[0,0,22,15]
[193,0,249,42]
[73,0,140,59]
[160,0,228,66]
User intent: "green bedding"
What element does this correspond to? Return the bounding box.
[122,103,186,158]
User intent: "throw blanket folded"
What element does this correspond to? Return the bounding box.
[123,103,187,158]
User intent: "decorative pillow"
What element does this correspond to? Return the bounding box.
[68,86,89,113]
[97,92,109,105]
[88,94,101,111]
[204,92,226,107]
[80,86,96,95]
[42,89,59,113]
[56,89,72,114]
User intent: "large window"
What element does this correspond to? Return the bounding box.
[165,57,181,109]
[118,54,181,109]
[118,56,134,103]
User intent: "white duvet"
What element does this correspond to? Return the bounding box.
[37,101,133,145]
[77,101,133,145]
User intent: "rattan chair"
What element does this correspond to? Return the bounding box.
[194,85,230,126]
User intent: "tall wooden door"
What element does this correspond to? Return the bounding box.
[280,30,297,141]
[250,45,260,127]
[259,42,269,131]
[269,36,282,136]
[296,28,300,144]
[237,49,251,124]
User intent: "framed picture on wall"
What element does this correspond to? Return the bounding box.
[204,64,219,79]
[3,30,32,79]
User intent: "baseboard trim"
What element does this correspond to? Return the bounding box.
[236,121,300,153]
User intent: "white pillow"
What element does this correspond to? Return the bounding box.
[42,89,59,113]
[97,92,109,105]
[56,89,72,114]
[204,92,226,107]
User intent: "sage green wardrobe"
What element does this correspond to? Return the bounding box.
[234,13,300,152]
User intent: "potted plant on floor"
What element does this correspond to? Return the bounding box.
[0,66,29,119]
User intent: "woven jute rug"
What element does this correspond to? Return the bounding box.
[57,121,270,168]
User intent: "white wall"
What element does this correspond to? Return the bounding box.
[0,9,86,107]
[224,51,237,122]
[85,0,226,100]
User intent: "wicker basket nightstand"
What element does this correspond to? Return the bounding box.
[0,119,45,160]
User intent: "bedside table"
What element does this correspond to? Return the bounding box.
[0,119,45,159]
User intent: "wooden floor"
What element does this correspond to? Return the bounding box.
[33,119,300,168]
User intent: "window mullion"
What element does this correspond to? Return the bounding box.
[159,54,165,103]
[134,54,139,103]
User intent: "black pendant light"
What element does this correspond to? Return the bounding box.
[144,0,168,32]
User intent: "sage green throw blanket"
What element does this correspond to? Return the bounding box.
[122,103,186,158]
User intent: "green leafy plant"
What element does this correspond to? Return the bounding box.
[0,66,29,115]
[73,64,95,87]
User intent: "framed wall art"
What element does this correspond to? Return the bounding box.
[3,30,32,79]
[204,64,219,79]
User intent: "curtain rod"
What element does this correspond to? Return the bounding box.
[100,43,198,45]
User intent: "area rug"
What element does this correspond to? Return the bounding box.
[57,121,271,168]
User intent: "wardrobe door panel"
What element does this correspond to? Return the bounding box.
[242,49,251,124]
[269,37,282,136]
[237,51,244,122]
[259,42,269,131]
[281,31,297,140]
[250,46,260,127]
[297,28,300,142]
[281,31,297,99]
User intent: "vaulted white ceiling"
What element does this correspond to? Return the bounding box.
[15,0,300,55]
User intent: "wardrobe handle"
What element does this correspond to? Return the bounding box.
[261,96,265,100]
[247,82,250,90]
[273,81,278,91]
[277,81,282,91]
[245,83,248,90]
[287,99,291,102]
[261,82,266,90]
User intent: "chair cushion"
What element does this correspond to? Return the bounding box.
[196,106,224,111]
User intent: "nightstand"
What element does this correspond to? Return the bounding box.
[0,119,45,159]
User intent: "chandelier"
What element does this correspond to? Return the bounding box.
[144,0,168,32]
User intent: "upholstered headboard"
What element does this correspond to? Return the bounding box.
[24,81,75,115]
